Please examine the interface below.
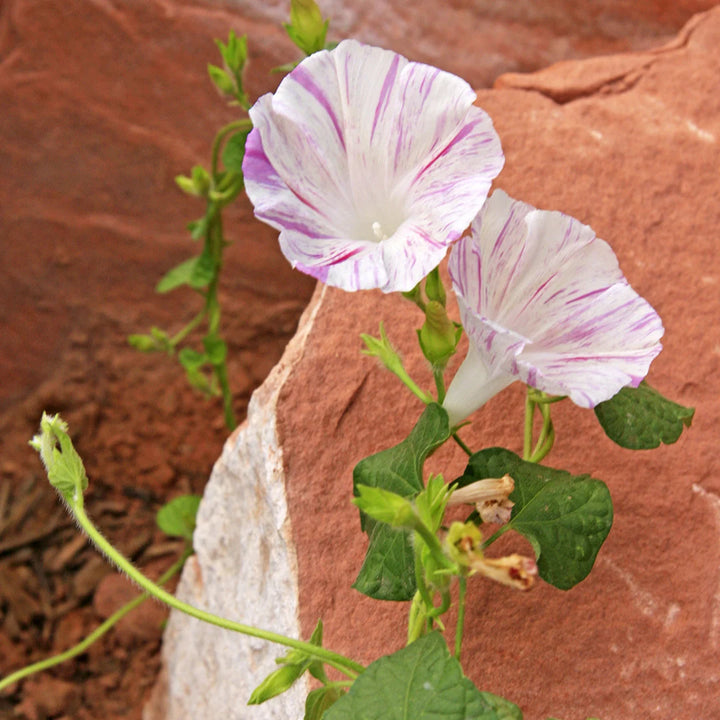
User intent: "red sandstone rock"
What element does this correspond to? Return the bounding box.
[275,8,720,719]
[155,5,720,719]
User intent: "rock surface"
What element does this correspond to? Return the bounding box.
[149,6,720,720]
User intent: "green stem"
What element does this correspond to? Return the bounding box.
[396,367,433,405]
[0,547,191,692]
[523,390,535,461]
[451,432,473,457]
[528,396,555,463]
[454,575,467,660]
[170,310,206,347]
[71,503,364,678]
[211,118,253,178]
[204,207,237,430]
[433,368,446,404]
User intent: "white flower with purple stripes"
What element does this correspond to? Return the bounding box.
[242,39,504,292]
[443,190,664,426]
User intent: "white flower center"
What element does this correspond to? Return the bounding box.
[372,221,389,242]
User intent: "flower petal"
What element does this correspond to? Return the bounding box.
[445,190,664,419]
[243,40,503,292]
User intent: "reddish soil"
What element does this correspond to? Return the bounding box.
[0,292,313,720]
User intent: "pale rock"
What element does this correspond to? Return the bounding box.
[144,291,326,720]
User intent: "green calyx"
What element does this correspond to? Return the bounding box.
[29,412,88,505]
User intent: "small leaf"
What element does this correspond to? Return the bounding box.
[353,404,450,601]
[187,217,207,240]
[353,485,418,528]
[156,495,201,541]
[208,63,235,95]
[222,130,250,174]
[203,336,227,365]
[156,257,199,293]
[178,347,206,371]
[188,250,215,288]
[127,333,158,353]
[324,632,522,720]
[594,381,694,449]
[457,448,612,590]
[305,687,345,720]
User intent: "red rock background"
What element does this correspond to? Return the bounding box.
[1,0,718,719]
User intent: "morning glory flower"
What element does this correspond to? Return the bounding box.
[242,39,504,292]
[443,190,664,426]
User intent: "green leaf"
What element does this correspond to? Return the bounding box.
[305,686,344,720]
[203,336,227,365]
[324,632,522,720]
[594,381,694,449]
[156,253,215,294]
[127,333,158,353]
[222,130,250,174]
[208,63,235,95]
[457,448,612,590]
[187,217,207,240]
[178,347,207,371]
[353,485,418,528]
[352,404,450,601]
[156,495,201,541]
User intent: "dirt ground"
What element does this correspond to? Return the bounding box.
[0,286,313,720]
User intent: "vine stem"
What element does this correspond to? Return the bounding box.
[70,502,365,678]
[454,575,467,660]
[0,548,192,692]
[211,118,253,178]
[523,390,535,461]
[451,432,473,457]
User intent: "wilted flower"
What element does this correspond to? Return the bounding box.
[447,474,515,524]
[445,521,536,591]
[243,39,504,292]
[443,190,664,426]
[468,553,537,591]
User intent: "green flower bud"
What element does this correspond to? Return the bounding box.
[424,267,446,306]
[29,413,88,504]
[285,0,329,55]
[417,301,461,369]
[248,663,306,705]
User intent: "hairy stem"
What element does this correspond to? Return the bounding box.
[71,502,364,678]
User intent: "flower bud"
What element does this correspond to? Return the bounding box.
[417,301,461,369]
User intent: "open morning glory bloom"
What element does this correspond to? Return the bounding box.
[443,190,664,426]
[242,39,504,292]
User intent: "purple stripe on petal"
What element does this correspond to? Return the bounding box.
[291,65,346,149]
[371,54,401,141]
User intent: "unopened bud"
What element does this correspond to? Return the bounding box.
[417,301,461,369]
